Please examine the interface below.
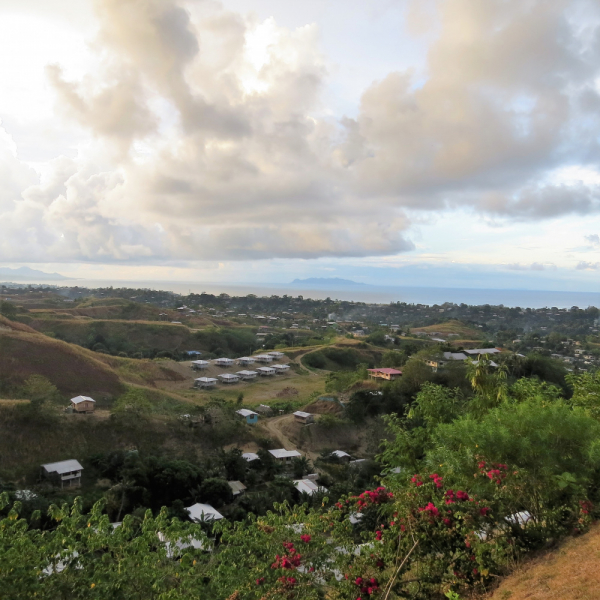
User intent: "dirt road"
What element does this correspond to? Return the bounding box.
[260,414,319,462]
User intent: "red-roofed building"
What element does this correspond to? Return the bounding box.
[367,368,403,381]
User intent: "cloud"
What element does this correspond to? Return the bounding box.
[1,0,600,264]
[576,261,600,270]
[506,262,555,271]
[585,234,600,245]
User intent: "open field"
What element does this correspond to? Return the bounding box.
[411,319,486,345]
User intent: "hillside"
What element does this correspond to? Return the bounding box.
[482,523,600,600]
[411,319,485,344]
[0,315,185,398]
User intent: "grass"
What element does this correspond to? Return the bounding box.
[481,523,600,600]
[411,319,485,340]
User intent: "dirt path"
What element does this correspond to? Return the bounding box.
[260,414,319,462]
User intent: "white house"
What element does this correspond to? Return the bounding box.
[237,370,258,380]
[254,354,274,363]
[269,448,302,463]
[330,450,351,462]
[242,452,260,462]
[214,357,235,367]
[268,351,285,359]
[42,459,83,489]
[185,503,224,522]
[191,360,210,370]
[237,357,255,366]
[293,411,314,424]
[194,377,218,389]
[218,373,240,384]
[273,364,290,374]
[70,396,95,414]
[256,366,276,376]
[294,479,328,496]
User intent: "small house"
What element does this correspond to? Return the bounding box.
[70,396,95,414]
[367,368,402,381]
[330,450,351,463]
[219,373,240,384]
[255,404,273,416]
[194,377,218,389]
[294,479,328,496]
[242,452,260,463]
[236,370,258,380]
[256,366,276,376]
[268,351,285,359]
[269,448,302,463]
[214,357,235,367]
[237,357,255,366]
[41,459,83,489]
[227,480,247,496]
[254,354,274,363]
[273,364,290,374]
[236,408,259,424]
[184,351,202,358]
[185,503,224,523]
[293,411,314,424]
[191,360,210,370]
[463,348,501,356]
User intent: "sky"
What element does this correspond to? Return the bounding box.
[1,0,600,290]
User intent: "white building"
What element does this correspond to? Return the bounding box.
[269,448,302,463]
[236,370,257,380]
[254,354,274,363]
[237,357,255,366]
[273,364,290,374]
[194,377,218,389]
[214,357,235,367]
[191,360,210,370]
[294,479,328,496]
[42,459,83,489]
[218,373,240,384]
[242,452,260,462]
[268,351,285,359]
[256,366,276,376]
[185,503,224,522]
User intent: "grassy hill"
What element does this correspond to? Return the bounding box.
[411,319,485,344]
[482,523,600,600]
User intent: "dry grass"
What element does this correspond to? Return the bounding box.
[480,523,600,600]
[411,320,484,339]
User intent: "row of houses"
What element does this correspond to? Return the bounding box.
[194,365,290,388]
[235,409,315,425]
[192,352,286,371]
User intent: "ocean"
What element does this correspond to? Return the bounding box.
[20,278,600,309]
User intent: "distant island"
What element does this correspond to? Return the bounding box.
[289,277,368,287]
[0,266,73,281]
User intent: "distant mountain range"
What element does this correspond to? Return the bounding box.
[0,266,73,281]
[289,277,368,287]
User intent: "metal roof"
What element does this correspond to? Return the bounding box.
[195,377,217,383]
[42,459,83,474]
[236,409,258,417]
[331,450,350,458]
[227,480,247,495]
[242,452,259,462]
[191,360,210,365]
[269,448,301,459]
[294,479,328,496]
[442,352,468,360]
[293,411,312,418]
[256,366,275,372]
[237,370,257,376]
[219,373,239,380]
[463,348,500,355]
[70,396,95,405]
[185,503,224,522]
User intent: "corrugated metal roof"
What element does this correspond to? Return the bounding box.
[293,411,312,419]
[42,459,83,474]
[269,448,301,459]
[236,409,258,417]
[70,396,95,405]
[186,503,224,522]
[242,452,259,462]
[294,479,328,496]
[227,480,247,495]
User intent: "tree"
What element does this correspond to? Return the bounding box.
[20,375,62,408]
[0,301,17,319]
[198,478,232,508]
[111,389,152,418]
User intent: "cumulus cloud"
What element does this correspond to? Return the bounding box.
[1,0,600,263]
[585,234,600,246]
[576,261,600,270]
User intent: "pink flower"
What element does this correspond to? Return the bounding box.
[480,507,490,516]
[300,534,311,543]
[419,502,439,517]
[256,577,265,585]
[375,530,383,541]
[355,577,363,586]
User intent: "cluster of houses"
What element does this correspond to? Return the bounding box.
[235,408,315,425]
[425,347,501,372]
[192,352,290,389]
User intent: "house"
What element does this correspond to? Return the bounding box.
[184,351,202,358]
[293,411,315,424]
[367,368,402,381]
[185,503,224,522]
[463,348,501,356]
[41,459,83,489]
[219,373,240,384]
[227,481,247,496]
[443,352,468,361]
[255,404,273,416]
[194,377,218,389]
[237,357,255,366]
[256,366,276,376]
[269,448,302,463]
[294,479,328,496]
[191,360,210,370]
[213,357,235,367]
[236,370,257,380]
[268,351,285,359]
[242,452,260,462]
[70,395,95,413]
[273,364,290,374]
[330,450,351,462]
[254,354,274,363]
[236,408,259,424]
